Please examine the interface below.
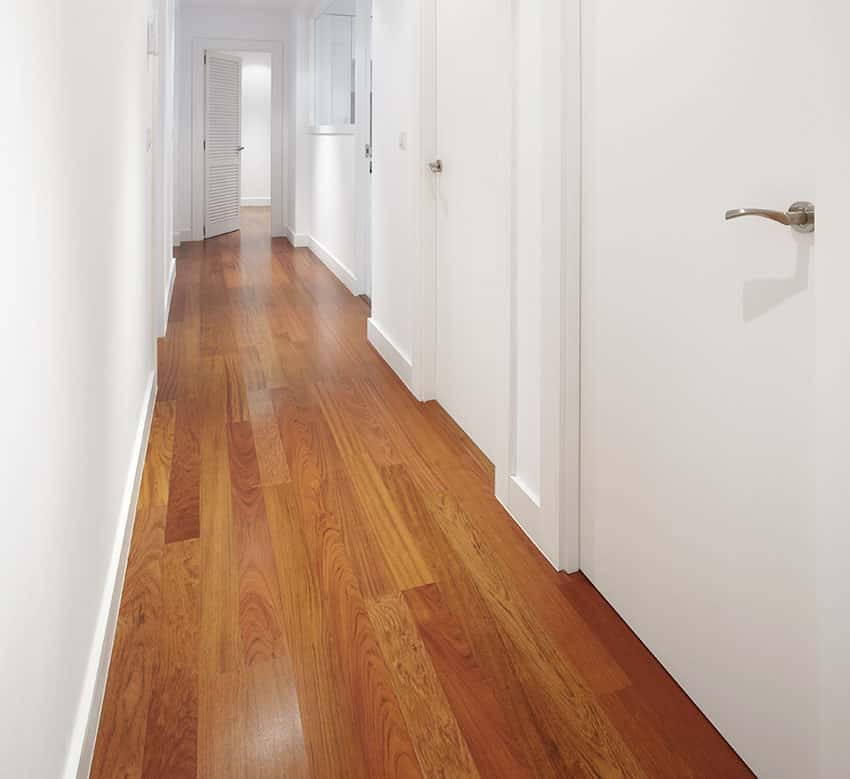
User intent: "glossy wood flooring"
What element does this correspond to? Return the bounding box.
[92,208,753,778]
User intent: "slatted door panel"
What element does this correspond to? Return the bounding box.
[205,52,242,238]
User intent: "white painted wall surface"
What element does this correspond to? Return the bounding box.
[369,0,420,368]
[1,0,160,775]
[513,0,544,502]
[238,52,272,206]
[174,6,289,238]
[287,1,370,295]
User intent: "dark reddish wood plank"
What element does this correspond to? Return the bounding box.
[404,583,532,778]
[165,399,201,543]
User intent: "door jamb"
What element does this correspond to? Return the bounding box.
[558,0,582,572]
[414,0,438,402]
[191,37,287,241]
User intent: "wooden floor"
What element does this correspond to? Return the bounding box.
[92,208,752,778]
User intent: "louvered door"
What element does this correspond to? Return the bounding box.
[204,52,242,238]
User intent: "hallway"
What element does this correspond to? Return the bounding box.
[89,210,751,778]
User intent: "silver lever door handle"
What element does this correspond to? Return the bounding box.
[725,201,814,233]
[428,159,443,174]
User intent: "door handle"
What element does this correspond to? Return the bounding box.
[237,146,245,152]
[428,159,443,174]
[724,201,814,233]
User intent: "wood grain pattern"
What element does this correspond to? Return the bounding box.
[95,209,754,779]
[404,583,532,778]
[165,398,201,543]
[137,401,176,510]
[426,490,645,777]
[250,414,291,486]
[367,594,480,778]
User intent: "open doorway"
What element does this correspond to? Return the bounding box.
[203,50,272,239]
[189,37,285,242]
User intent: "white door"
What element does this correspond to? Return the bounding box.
[205,51,242,238]
[580,2,847,777]
[433,1,512,463]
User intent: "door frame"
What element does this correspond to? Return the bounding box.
[414,0,580,572]
[191,37,287,240]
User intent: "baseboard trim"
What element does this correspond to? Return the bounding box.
[241,197,271,207]
[285,227,309,248]
[174,228,192,245]
[367,318,415,393]
[64,370,157,779]
[497,474,558,570]
[307,236,359,294]
[163,257,176,337]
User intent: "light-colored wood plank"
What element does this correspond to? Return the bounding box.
[366,594,480,779]
[137,401,176,511]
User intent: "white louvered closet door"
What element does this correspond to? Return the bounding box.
[205,52,242,238]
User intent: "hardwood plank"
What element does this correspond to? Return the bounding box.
[314,382,433,591]
[238,345,266,391]
[119,507,166,638]
[199,387,241,675]
[137,400,176,511]
[303,479,422,778]
[425,491,645,777]
[244,658,309,779]
[250,414,291,486]
[198,669,246,779]
[141,665,198,779]
[231,483,289,666]
[366,594,480,778]
[165,398,202,543]
[160,538,201,672]
[264,484,369,779]
[379,464,564,777]
[404,583,532,778]
[90,622,157,779]
[559,572,755,778]
[223,352,250,422]
[227,420,262,495]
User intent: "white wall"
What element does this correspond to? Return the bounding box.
[174,6,289,239]
[287,0,370,295]
[1,0,163,775]
[513,0,544,503]
[370,0,420,364]
[237,52,272,206]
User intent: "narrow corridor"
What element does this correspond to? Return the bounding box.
[91,210,751,778]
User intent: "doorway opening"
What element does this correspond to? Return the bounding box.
[190,38,285,242]
[203,50,272,239]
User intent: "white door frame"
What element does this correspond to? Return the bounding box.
[191,37,287,240]
[354,0,373,298]
[558,0,582,573]
[414,0,579,572]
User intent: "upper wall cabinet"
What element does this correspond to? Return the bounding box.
[313,0,356,132]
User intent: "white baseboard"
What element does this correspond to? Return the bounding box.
[241,197,271,207]
[367,318,415,393]
[64,370,157,779]
[163,257,176,337]
[308,236,359,294]
[497,474,558,570]
[174,228,192,245]
[285,227,309,248]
